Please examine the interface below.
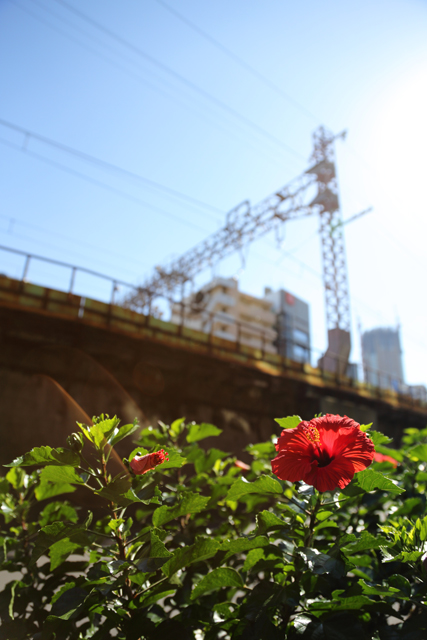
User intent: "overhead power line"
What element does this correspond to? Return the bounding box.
[153,0,321,126]
[52,0,305,161]
[12,0,293,170]
[0,117,224,216]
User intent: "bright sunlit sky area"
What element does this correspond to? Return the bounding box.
[1,0,427,384]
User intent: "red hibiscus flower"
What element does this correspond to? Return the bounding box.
[271,414,375,493]
[130,449,169,475]
[373,451,398,468]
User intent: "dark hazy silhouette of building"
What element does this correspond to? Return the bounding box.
[264,288,311,364]
[362,327,404,391]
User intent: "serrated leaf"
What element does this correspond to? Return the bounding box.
[186,423,222,442]
[152,493,210,527]
[49,539,81,571]
[358,579,408,599]
[299,548,346,579]
[195,448,228,474]
[222,536,269,554]
[242,547,265,572]
[162,538,220,577]
[136,557,170,572]
[156,449,186,470]
[170,417,185,438]
[246,442,276,458]
[254,511,287,535]
[48,586,88,620]
[311,595,375,611]
[191,568,243,599]
[30,520,90,567]
[35,482,76,501]
[388,574,411,597]
[367,430,392,445]
[355,469,405,494]
[5,446,80,468]
[274,416,301,429]
[150,530,172,559]
[409,444,427,462]
[109,421,140,447]
[40,465,85,485]
[343,530,387,554]
[94,474,133,506]
[226,474,283,501]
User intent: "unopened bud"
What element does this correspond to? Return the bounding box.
[67,432,84,453]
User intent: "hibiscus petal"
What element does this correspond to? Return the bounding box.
[271,451,313,483]
[331,430,375,472]
[303,456,355,492]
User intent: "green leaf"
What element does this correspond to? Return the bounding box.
[310,595,375,611]
[186,423,222,443]
[137,557,170,572]
[48,586,88,620]
[170,417,185,438]
[375,444,403,462]
[388,574,411,597]
[358,579,408,599]
[226,474,283,501]
[242,548,265,572]
[355,468,405,494]
[156,449,187,470]
[195,448,228,474]
[94,474,132,506]
[246,442,276,458]
[190,568,243,599]
[162,538,220,577]
[35,482,76,501]
[342,531,387,554]
[4,446,80,468]
[299,548,346,579]
[109,421,140,447]
[150,530,172,559]
[5,467,25,489]
[222,536,269,554]
[152,493,210,527]
[30,519,90,567]
[40,465,85,485]
[367,430,392,445]
[316,510,333,522]
[254,511,288,535]
[409,444,427,462]
[49,539,81,571]
[274,416,301,429]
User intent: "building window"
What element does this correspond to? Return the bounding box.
[294,328,309,345]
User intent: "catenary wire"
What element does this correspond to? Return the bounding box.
[52,0,306,161]
[153,0,322,126]
[0,118,225,218]
[12,0,294,171]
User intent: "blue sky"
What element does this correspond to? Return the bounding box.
[1,0,427,385]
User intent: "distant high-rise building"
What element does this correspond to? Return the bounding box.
[263,288,311,364]
[361,327,404,391]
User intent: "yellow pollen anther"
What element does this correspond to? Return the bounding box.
[303,426,320,443]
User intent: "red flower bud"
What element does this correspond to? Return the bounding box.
[129,449,169,475]
[235,460,251,471]
[373,452,398,468]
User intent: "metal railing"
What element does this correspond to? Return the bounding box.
[0,244,139,305]
[0,243,424,404]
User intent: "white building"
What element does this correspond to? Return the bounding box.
[170,277,277,353]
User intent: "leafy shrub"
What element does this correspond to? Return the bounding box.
[1,414,427,639]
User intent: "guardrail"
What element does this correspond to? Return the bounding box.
[0,243,421,403]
